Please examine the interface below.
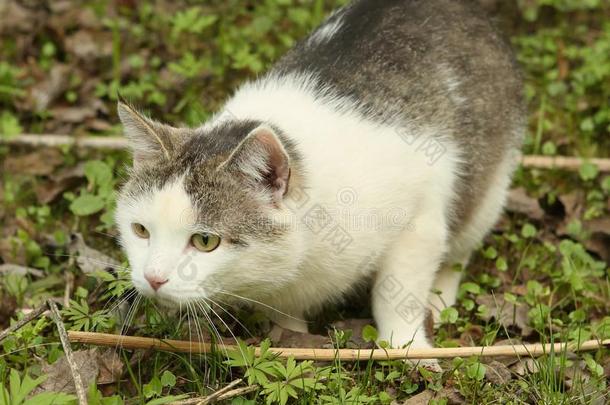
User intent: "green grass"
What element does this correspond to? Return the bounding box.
[1,0,609,404]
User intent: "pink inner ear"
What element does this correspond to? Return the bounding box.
[256,130,290,200]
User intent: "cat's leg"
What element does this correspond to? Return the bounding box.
[372,212,448,361]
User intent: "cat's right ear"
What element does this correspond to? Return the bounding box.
[117,101,173,167]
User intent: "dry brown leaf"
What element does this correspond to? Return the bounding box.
[35,163,85,204]
[36,349,123,395]
[69,233,121,274]
[0,1,41,34]
[0,263,44,277]
[0,295,18,329]
[37,349,99,394]
[476,294,533,336]
[30,64,72,111]
[96,350,123,385]
[51,106,97,123]
[511,357,540,376]
[583,217,610,263]
[483,360,512,385]
[268,325,330,348]
[64,30,112,62]
[506,187,545,220]
[458,324,484,346]
[556,191,586,236]
[3,149,64,176]
[401,390,434,405]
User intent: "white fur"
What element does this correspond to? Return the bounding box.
[119,73,515,352]
[213,73,462,348]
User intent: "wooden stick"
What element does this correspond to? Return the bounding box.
[68,331,610,361]
[521,155,610,172]
[2,134,610,171]
[2,134,128,149]
[49,302,89,405]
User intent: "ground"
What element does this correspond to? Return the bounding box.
[0,0,609,404]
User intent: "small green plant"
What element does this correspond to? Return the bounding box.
[0,369,75,405]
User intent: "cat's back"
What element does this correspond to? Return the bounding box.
[270,0,525,234]
[223,0,525,238]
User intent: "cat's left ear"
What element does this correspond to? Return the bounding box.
[219,125,290,205]
[117,101,177,167]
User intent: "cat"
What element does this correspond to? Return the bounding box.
[115,0,524,362]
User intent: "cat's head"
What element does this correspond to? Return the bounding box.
[115,102,303,307]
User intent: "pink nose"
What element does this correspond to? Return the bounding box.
[144,274,168,291]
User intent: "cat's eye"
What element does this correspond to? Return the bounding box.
[131,223,150,239]
[191,233,221,252]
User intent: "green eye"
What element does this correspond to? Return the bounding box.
[131,223,150,239]
[191,233,221,252]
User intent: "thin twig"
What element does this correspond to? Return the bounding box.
[0,304,48,343]
[2,134,610,171]
[68,331,610,361]
[197,378,244,405]
[2,134,128,149]
[48,301,88,405]
[170,379,250,405]
[216,385,258,401]
[521,155,610,171]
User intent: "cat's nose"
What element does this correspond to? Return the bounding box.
[144,274,169,291]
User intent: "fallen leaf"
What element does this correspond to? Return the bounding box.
[69,233,121,274]
[506,187,545,220]
[402,390,434,405]
[476,294,533,336]
[51,106,97,123]
[30,64,72,111]
[269,325,330,348]
[459,324,484,346]
[0,263,44,277]
[36,349,123,395]
[37,349,99,394]
[583,217,610,264]
[96,350,123,385]
[34,162,85,204]
[3,149,64,176]
[557,190,585,230]
[64,30,112,62]
[0,295,18,329]
[0,1,41,34]
[483,360,512,385]
[511,357,540,376]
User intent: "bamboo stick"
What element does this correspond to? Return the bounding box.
[2,134,610,171]
[68,331,610,361]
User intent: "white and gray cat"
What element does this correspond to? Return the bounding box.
[116,0,524,359]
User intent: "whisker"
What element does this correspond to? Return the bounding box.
[102,288,137,314]
[48,252,130,272]
[189,301,207,371]
[116,295,141,354]
[194,301,230,360]
[214,290,306,322]
[198,299,248,366]
[205,296,254,339]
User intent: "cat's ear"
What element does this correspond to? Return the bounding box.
[219,125,290,204]
[117,101,175,167]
